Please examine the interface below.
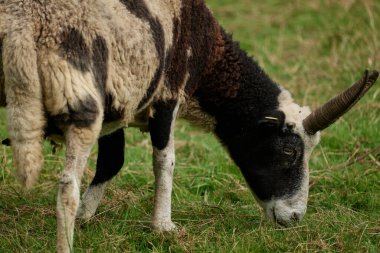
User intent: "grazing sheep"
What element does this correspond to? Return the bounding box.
[0,0,378,252]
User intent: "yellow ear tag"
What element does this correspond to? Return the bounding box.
[264,116,278,121]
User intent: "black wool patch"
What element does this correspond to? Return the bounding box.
[59,28,91,72]
[45,117,64,137]
[163,17,184,95]
[91,129,125,185]
[162,1,223,97]
[92,35,108,102]
[52,96,99,128]
[149,100,177,150]
[90,35,123,122]
[103,93,124,122]
[195,30,282,137]
[138,17,165,109]
[119,0,165,109]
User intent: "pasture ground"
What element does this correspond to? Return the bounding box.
[0,0,379,252]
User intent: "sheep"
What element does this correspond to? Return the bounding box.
[0,0,378,252]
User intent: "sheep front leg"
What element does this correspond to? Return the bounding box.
[57,124,100,253]
[2,32,45,189]
[149,100,179,232]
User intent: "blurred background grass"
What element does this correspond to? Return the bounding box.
[0,0,379,252]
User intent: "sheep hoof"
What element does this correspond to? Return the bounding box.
[76,203,95,220]
[152,220,177,232]
[76,185,106,220]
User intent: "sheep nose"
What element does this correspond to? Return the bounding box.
[291,212,301,222]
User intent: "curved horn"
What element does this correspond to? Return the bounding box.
[303,70,379,135]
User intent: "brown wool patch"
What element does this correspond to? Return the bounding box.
[164,16,190,96]
[179,1,225,96]
[160,1,227,97]
[198,31,242,99]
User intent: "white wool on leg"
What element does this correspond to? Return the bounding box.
[151,103,179,232]
[57,123,101,253]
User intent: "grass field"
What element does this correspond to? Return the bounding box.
[1,0,380,252]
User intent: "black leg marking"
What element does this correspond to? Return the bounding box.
[90,128,125,186]
[149,100,177,150]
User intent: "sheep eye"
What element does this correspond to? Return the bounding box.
[283,147,295,156]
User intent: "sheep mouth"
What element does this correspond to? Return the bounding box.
[271,207,277,223]
[270,207,291,227]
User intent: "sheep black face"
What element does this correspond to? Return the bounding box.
[248,115,316,226]
[223,104,320,226]
[218,70,378,226]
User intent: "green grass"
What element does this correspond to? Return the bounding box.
[1,0,380,252]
